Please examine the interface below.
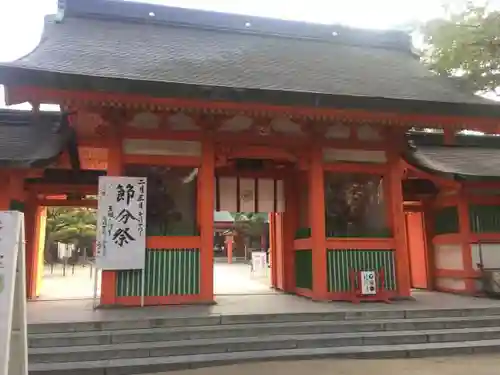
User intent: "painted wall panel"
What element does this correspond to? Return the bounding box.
[434,244,463,270]
[436,277,466,291]
[295,250,312,289]
[471,243,500,269]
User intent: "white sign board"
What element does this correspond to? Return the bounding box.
[96,177,147,270]
[251,252,267,275]
[57,242,74,259]
[360,270,377,295]
[0,212,28,375]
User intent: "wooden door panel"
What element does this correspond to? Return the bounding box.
[406,212,428,289]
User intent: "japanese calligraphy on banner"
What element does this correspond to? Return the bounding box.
[96,177,147,270]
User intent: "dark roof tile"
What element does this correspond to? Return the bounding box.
[0,1,491,105]
[0,110,69,167]
[406,146,500,178]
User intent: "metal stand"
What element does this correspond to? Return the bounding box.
[140,269,146,307]
[92,265,100,310]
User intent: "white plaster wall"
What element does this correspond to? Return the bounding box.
[356,124,382,141]
[123,139,201,156]
[471,243,500,269]
[436,277,466,291]
[129,112,160,129]
[434,244,463,270]
[168,113,198,130]
[322,149,386,163]
[325,124,350,139]
[219,115,253,132]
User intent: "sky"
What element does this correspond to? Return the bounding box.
[0,0,490,109]
[0,0,452,64]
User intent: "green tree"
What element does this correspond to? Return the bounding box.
[422,3,500,94]
[45,207,97,259]
[231,213,268,248]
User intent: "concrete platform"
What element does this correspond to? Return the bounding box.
[144,355,500,375]
[27,291,500,324]
[26,292,500,375]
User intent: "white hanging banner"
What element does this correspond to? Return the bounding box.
[0,211,28,375]
[96,177,147,270]
[215,177,285,213]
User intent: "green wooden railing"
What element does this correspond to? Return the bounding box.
[469,205,500,233]
[116,248,200,297]
[326,249,396,292]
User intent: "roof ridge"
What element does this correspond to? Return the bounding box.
[60,0,412,52]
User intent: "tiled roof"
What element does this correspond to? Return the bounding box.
[0,0,492,107]
[0,109,69,167]
[406,133,500,179]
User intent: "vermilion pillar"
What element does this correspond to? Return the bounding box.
[387,157,411,297]
[35,207,48,297]
[0,171,24,210]
[225,235,233,264]
[269,213,277,288]
[282,171,297,292]
[1,172,28,295]
[199,133,215,302]
[101,120,123,305]
[457,192,475,293]
[25,202,44,299]
[308,147,327,300]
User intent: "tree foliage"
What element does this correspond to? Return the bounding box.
[231,212,268,238]
[46,207,97,251]
[422,4,500,94]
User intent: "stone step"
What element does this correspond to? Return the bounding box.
[27,306,500,334]
[28,338,500,375]
[28,326,500,363]
[28,315,500,348]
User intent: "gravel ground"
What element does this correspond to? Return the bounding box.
[150,355,500,375]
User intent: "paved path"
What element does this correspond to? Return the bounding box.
[214,263,272,294]
[40,265,99,300]
[38,263,271,300]
[149,356,500,375]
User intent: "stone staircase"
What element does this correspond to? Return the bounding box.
[29,307,500,375]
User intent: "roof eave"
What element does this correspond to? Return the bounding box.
[0,154,61,169]
[403,147,500,182]
[2,65,500,120]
